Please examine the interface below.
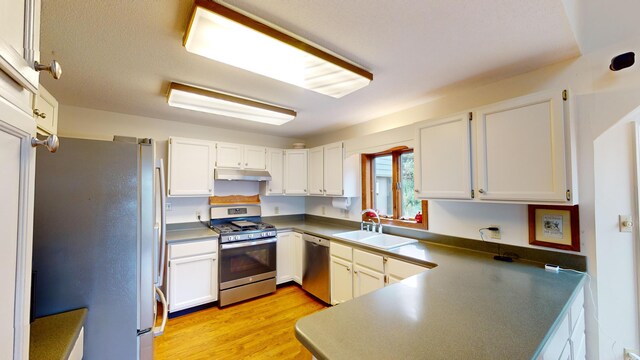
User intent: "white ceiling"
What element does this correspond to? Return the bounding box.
[39,0,579,138]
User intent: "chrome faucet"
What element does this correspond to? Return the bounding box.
[361,208,382,233]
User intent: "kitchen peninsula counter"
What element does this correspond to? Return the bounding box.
[268,217,586,360]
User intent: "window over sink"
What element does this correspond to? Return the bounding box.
[362,147,428,230]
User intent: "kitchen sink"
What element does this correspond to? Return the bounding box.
[333,230,417,249]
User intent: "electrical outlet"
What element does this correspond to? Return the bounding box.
[624,348,640,360]
[274,206,280,215]
[490,225,501,240]
[166,202,172,211]
[196,210,201,219]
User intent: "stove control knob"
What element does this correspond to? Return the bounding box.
[248,234,254,239]
[269,231,276,237]
[228,236,235,241]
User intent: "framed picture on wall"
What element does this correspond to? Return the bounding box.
[528,205,580,252]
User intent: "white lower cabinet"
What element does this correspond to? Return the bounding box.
[167,238,218,312]
[329,241,428,304]
[277,231,303,285]
[538,287,585,360]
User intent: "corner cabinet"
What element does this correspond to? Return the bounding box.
[167,137,215,197]
[476,90,570,202]
[284,149,308,195]
[276,231,303,285]
[167,238,218,312]
[414,89,577,204]
[414,113,472,199]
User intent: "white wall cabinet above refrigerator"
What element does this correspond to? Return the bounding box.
[215,142,266,170]
[414,89,577,204]
[307,141,358,197]
[167,137,215,197]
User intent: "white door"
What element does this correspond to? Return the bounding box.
[476,90,567,202]
[276,232,293,284]
[323,142,344,196]
[168,253,217,312]
[216,142,243,168]
[284,149,308,195]
[265,148,284,195]
[353,265,385,298]
[0,97,36,360]
[243,145,266,170]
[414,113,472,199]
[292,232,303,284]
[308,146,324,195]
[330,256,353,304]
[168,137,213,196]
[0,0,40,92]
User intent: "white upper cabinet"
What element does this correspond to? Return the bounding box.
[168,137,215,196]
[308,146,324,195]
[476,90,569,202]
[215,142,243,168]
[414,113,472,199]
[215,142,266,170]
[0,0,41,93]
[284,149,308,195]
[33,85,57,135]
[243,145,267,170]
[323,141,345,196]
[261,148,284,195]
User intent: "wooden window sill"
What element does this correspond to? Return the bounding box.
[363,217,428,230]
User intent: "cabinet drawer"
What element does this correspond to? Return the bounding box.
[330,242,352,261]
[353,249,384,273]
[541,314,570,360]
[569,288,584,332]
[570,308,585,357]
[170,239,217,259]
[386,258,428,280]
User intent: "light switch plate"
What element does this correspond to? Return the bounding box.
[619,215,633,233]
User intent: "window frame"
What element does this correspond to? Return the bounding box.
[361,146,428,230]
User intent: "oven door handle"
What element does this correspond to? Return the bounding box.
[220,238,277,250]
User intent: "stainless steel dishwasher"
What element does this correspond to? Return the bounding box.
[302,234,331,304]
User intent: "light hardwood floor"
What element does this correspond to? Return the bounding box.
[154,284,327,359]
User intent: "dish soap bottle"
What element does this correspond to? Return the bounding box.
[415,211,423,223]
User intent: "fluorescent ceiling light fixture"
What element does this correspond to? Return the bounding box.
[167,82,296,125]
[183,0,373,98]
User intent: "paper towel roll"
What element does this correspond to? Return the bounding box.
[331,197,351,210]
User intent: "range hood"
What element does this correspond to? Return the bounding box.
[214,168,272,181]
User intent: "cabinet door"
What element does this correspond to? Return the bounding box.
[330,256,353,305]
[263,148,284,195]
[216,142,243,168]
[292,232,303,284]
[33,85,57,135]
[284,149,308,195]
[308,146,324,195]
[0,0,40,92]
[168,137,213,196]
[243,145,266,170]
[385,258,427,284]
[168,253,218,312]
[414,113,472,199]
[353,265,385,298]
[0,97,36,360]
[323,142,344,196]
[476,90,567,202]
[276,232,293,284]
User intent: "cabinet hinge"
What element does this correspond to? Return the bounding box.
[562,90,568,101]
[471,189,475,199]
[384,275,388,284]
[215,161,218,167]
[342,189,344,196]
[566,189,571,201]
[468,112,473,121]
[169,138,172,145]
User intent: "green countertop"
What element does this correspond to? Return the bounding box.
[30,308,87,360]
[268,218,586,360]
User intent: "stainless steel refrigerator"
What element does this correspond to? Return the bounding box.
[32,136,168,359]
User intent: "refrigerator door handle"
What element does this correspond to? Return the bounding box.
[152,286,168,337]
[156,158,167,286]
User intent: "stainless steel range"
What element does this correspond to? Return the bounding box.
[211,205,277,307]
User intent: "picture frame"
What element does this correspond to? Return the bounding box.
[528,205,580,252]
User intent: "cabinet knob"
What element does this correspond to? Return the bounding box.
[34,60,62,79]
[33,109,47,119]
[478,189,485,194]
[414,189,419,193]
[319,189,322,192]
[245,162,248,166]
[269,188,272,192]
[304,189,307,192]
[346,267,350,271]
[237,162,241,166]
[31,134,59,153]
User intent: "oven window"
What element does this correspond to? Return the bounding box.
[220,242,276,284]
